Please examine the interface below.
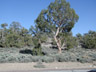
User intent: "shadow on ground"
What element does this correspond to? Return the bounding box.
[19,49,32,55]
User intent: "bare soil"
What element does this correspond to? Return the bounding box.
[0,62,96,71]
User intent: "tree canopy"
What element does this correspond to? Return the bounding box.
[35,0,79,53]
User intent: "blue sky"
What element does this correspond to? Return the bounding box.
[0,0,96,36]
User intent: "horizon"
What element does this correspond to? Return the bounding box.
[0,0,96,36]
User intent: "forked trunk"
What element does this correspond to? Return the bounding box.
[54,27,62,53]
[54,36,62,53]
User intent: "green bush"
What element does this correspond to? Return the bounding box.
[32,47,43,56]
[81,31,96,49]
[5,33,25,48]
[65,35,78,49]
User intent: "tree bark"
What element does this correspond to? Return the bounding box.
[54,27,62,53]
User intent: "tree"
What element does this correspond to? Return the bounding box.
[1,23,8,37]
[76,33,82,47]
[1,23,8,29]
[10,21,22,33]
[6,33,24,47]
[29,26,47,55]
[0,23,8,47]
[0,22,34,48]
[81,31,96,49]
[20,27,33,46]
[35,0,79,53]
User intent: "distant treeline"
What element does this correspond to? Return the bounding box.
[0,22,96,50]
[0,22,33,48]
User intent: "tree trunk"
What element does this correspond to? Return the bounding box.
[54,27,62,53]
[2,29,4,42]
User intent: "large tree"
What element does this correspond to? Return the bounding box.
[35,0,79,53]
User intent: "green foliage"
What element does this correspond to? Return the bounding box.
[66,36,78,49]
[52,32,78,49]
[76,33,83,46]
[10,21,21,33]
[35,0,79,52]
[0,0,96,61]
[81,31,96,49]
[0,22,33,48]
[20,28,33,46]
[5,33,24,48]
[31,35,43,56]
[31,34,44,56]
[1,23,8,29]
[29,25,48,55]
[32,47,42,56]
[35,0,79,33]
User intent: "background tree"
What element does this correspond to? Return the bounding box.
[10,21,22,33]
[35,0,79,53]
[29,25,48,55]
[20,27,33,46]
[0,22,34,48]
[0,23,8,47]
[1,23,8,38]
[1,23,8,29]
[5,33,24,47]
[76,33,83,47]
[81,30,96,49]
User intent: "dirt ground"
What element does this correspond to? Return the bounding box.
[0,62,96,71]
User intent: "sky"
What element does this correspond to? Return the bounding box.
[0,0,96,36]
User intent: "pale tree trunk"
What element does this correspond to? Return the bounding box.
[54,27,62,53]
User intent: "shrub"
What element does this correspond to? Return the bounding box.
[0,47,96,63]
[76,56,93,63]
[54,54,67,62]
[32,36,43,56]
[81,31,96,49]
[41,56,54,63]
[42,47,58,55]
[65,36,78,49]
[32,47,43,56]
[34,60,45,68]
[31,56,41,62]
[89,53,96,61]
[54,53,77,62]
